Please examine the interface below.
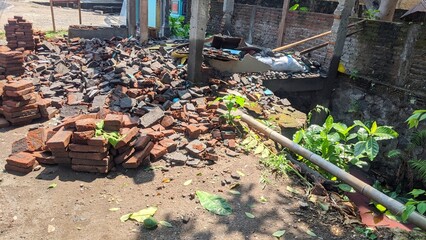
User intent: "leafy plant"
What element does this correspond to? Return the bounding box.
[214,94,246,126]
[289,1,309,12]
[402,189,426,222]
[196,191,232,216]
[169,15,190,38]
[406,110,426,182]
[355,227,377,240]
[95,120,123,147]
[293,113,398,177]
[406,110,426,129]
[363,9,380,20]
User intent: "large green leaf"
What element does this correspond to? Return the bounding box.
[373,126,398,140]
[409,189,425,198]
[417,202,426,214]
[324,115,334,131]
[354,141,366,157]
[354,120,370,134]
[365,137,379,160]
[402,205,416,222]
[196,191,232,216]
[293,130,304,143]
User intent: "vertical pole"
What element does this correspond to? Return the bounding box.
[140,0,149,43]
[187,0,210,83]
[276,0,290,47]
[78,0,82,25]
[160,0,170,37]
[50,0,56,32]
[222,0,234,34]
[319,0,356,108]
[128,0,137,37]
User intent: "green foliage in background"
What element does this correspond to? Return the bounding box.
[169,15,190,38]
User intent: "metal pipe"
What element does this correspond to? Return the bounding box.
[229,109,426,230]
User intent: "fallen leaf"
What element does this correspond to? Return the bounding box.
[260,196,268,203]
[272,230,285,238]
[162,178,171,183]
[228,190,241,195]
[319,202,329,212]
[184,179,192,186]
[143,217,158,230]
[236,170,245,177]
[120,213,131,222]
[306,229,317,237]
[121,206,158,223]
[48,225,55,233]
[286,186,299,194]
[245,212,255,219]
[159,220,173,228]
[196,191,233,216]
[337,183,355,193]
[48,183,57,189]
[109,208,120,212]
[229,183,240,189]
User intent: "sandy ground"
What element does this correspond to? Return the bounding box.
[0,0,121,31]
[0,118,367,240]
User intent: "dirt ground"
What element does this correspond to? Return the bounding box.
[0,118,370,240]
[0,0,121,31]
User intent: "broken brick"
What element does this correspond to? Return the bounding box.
[69,144,108,153]
[123,141,154,168]
[114,147,135,164]
[160,115,175,128]
[87,136,108,146]
[72,130,95,144]
[186,125,201,139]
[46,127,73,149]
[6,152,36,168]
[32,151,55,165]
[134,135,152,151]
[159,138,177,153]
[114,127,139,149]
[150,144,167,161]
[75,118,98,132]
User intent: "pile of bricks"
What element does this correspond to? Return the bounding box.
[4,16,35,50]
[5,152,39,174]
[1,80,41,125]
[0,50,25,77]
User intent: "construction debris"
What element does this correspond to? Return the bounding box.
[4,16,35,50]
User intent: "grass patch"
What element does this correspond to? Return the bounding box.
[45,30,67,39]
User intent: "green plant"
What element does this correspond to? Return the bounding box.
[406,110,426,129]
[293,111,398,177]
[402,189,426,222]
[169,15,190,38]
[355,227,377,240]
[214,94,246,126]
[406,110,426,182]
[363,9,380,20]
[45,30,67,39]
[289,0,309,12]
[95,121,123,147]
[349,69,359,80]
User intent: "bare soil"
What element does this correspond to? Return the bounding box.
[0,119,371,240]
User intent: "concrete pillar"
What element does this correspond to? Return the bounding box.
[276,0,290,47]
[160,0,170,37]
[139,0,149,43]
[325,0,356,80]
[127,0,137,37]
[222,0,234,34]
[188,0,209,83]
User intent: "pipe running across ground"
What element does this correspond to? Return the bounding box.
[221,109,426,231]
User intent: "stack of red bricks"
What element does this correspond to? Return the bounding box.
[5,16,35,50]
[0,50,25,77]
[70,118,111,173]
[1,80,42,125]
[5,152,39,174]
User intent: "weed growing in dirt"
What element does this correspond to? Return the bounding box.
[214,94,246,126]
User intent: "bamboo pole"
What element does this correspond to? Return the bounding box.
[273,19,366,52]
[50,0,56,32]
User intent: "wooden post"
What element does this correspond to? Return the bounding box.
[127,0,137,36]
[50,0,56,32]
[188,0,210,83]
[222,0,234,34]
[78,0,82,24]
[160,0,170,37]
[140,0,149,43]
[276,0,290,47]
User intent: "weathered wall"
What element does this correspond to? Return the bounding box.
[207,1,334,65]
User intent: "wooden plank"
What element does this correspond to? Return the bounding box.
[276,0,290,47]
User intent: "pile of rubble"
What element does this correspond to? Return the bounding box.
[1,32,307,175]
[4,16,35,50]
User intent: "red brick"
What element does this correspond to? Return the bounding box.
[75,118,98,132]
[2,103,38,113]
[134,135,152,150]
[54,157,71,165]
[69,144,108,153]
[3,98,36,108]
[5,86,34,97]
[227,139,236,150]
[123,142,154,168]
[122,115,139,128]
[204,152,219,161]
[71,162,112,173]
[150,144,167,161]
[8,113,40,125]
[87,136,108,146]
[69,151,107,160]
[72,130,95,144]
[72,156,110,166]
[6,152,36,168]
[186,125,201,139]
[46,127,73,149]
[160,115,175,128]
[104,114,123,131]
[140,128,155,135]
[159,138,177,153]
[151,124,165,131]
[114,147,135,164]
[221,131,236,139]
[114,127,139,149]
[5,163,33,174]
[147,131,164,141]
[3,80,32,91]
[32,151,55,165]
[207,139,218,147]
[162,129,176,137]
[212,129,222,140]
